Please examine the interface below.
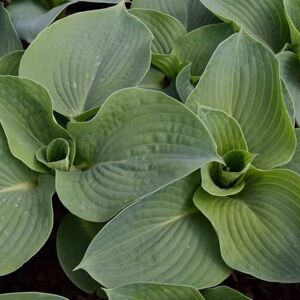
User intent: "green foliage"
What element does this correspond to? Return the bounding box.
[0,0,300,299]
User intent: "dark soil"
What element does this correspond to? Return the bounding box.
[0,198,299,300]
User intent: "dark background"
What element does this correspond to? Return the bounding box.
[1,1,300,299]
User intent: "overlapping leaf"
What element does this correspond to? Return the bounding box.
[194,168,300,282]
[0,127,55,276]
[57,88,220,221]
[0,4,22,58]
[200,0,289,52]
[0,76,75,173]
[0,294,67,300]
[0,51,24,75]
[283,129,300,174]
[105,283,205,300]
[78,173,230,288]
[202,286,251,300]
[19,3,153,118]
[187,31,296,169]
[57,214,103,293]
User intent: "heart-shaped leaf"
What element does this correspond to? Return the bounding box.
[187,31,296,169]
[194,168,300,282]
[132,0,218,31]
[104,283,205,300]
[57,88,220,221]
[130,9,186,54]
[56,214,103,293]
[19,3,153,118]
[0,127,55,275]
[78,173,230,288]
[200,0,289,52]
[0,3,22,58]
[171,23,234,76]
[0,76,75,173]
[0,50,24,76]
[202,286,251,300]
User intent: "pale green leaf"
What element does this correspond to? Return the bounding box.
[176,63,194,103]
[187,31,296,169]
[130,9,186,54]
[202,286,251,300]
[283,0,300,45]
[79,173,230,288]
[172,23,234,76]
[19,3,153,118]
[105,283,205,300]
[0,76,75,173]
[132,0,218,31]
[278,51,300,124]
[57,214,103,293]
[57,88,220,222]
[139,66,168,90]
[281,79,296,125]
[7,0,125,43]
[0,50,24,76]
[283,129,300,174]
[200,0,289,52]
[194,168,300,282]
[0,293,67,300]
[151,54,182,79]
[0,127,55,275]
[0,3,22,58]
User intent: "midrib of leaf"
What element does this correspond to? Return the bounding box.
[0,181,37,193]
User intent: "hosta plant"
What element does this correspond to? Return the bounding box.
[0,0,300,299]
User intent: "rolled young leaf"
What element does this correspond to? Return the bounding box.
[0,50,24,76]
[0,3,22,58]
[78,172,230,288]
[56,88,221,220]
[194,168,300,282]
[187,31,296,169]
[19,3,153,118]
[131,0,218,31]
[0,293,68,300]
[202,286,251,300]
[130,9,187,54]
[56,214,103,294]
[104,283,205,300]
[0,76,75,173]
[200,0,289,52]
[0,127,55,276]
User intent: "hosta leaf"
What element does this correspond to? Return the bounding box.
[57,88,220,221]
[283,129,300,174]
[0,76,75,173]
[105,283,205,300]
[19,3,153,118]
[7,0,125,43]
[0,293,67,300]
[200,0,289,52]
[202,286,251,300]
[281,80,296,125]
[130,9,186,54]
[0,50,24,75]
[139,66,168,91]
[131,0,218,31]
[278,51,300,124]
[283,0,300,45]
[78,173,230,288]
[187,31,296,169]
[172,23,234,76]
[0,4,22,58]
[151,54,182,79]
[57,214,103,293]
[0,127,55,275]
[176,63,194,103]
[196,108,247,157]
[194,168,300,282]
